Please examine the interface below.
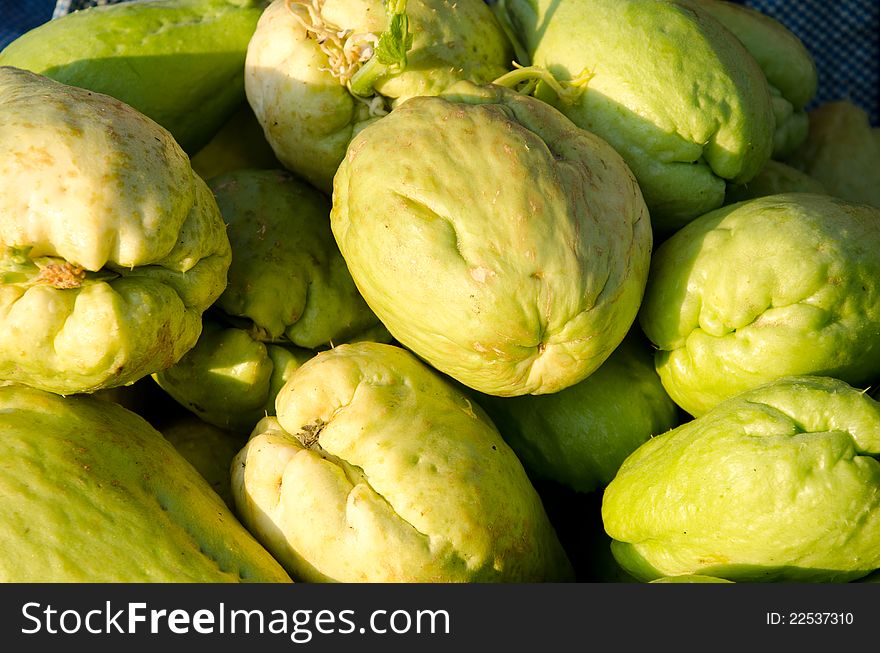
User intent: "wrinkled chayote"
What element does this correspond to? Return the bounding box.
[496,0,775,232]
[0,384,291,582]
[602,376,880,582]
[232,342,574,582]
[640,192,880,417]
[244,0,514,191]
[679,0,817,158]
[723,159,826,205]
[332,81,652,396]
[0,67,231,395]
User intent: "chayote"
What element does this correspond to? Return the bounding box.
[190,101,281,182]
[0,0,269,154]
[331,81,652,396]
[0,67,231,395]
[496,0,775,232]
[785,100,880,209]
[0,384,291,582]
[640,192,880,417]
[476,332,680,493]
[161,414,247,509]
[210,169,387,349]
[679,0,817,158]
[154,319,314,433]
[602,376,880,582]
[244,0,514,192]
[232,342,575,582]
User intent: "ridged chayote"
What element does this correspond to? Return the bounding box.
[602,376,880,582]
[679,0,817,158]
[496,0,775,232]
[0,67,231,395]
[640,192,880,417]
[0,384,291,582]
[331,81,652,396]
[724,159,826,205]
[232,342,575,582]
[244,0,514,192]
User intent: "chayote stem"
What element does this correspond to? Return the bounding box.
[492,64,593,106]
[348,0,412,98]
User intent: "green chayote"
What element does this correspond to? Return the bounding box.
[640,192,880,416]
[209,169,386,349]
[244,0,514,191]
[0,67,231,395]
[0,384,290,582]
[332,81,652,396]
[496,0,775,232]
[154,319,314,433]
[232,342,574,582]
[477,332,680,493]
[602,376,880,582]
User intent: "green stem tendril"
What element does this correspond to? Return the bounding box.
[348,0,412,98]
[492,64,593,106]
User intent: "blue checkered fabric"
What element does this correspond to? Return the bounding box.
[739,0,880,125]
[51,0,129,19]
[0,1,55,49]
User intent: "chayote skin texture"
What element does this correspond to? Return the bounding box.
[640,193,880,417]
[678,0,816,158]
[209,169,385,349]
[0,384,291,582]
[332,82,652,397]
[244,0,514,192]
[154,319,314,434]
[0,0,269,154]
[476,332,680,493]
[0,67,231,395]
[602,376,880,582]
[232,342,575,582]
[498,0,775,232]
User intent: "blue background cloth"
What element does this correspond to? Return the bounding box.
[1,0,878,124]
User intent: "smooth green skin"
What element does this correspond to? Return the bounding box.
[0,68,231,394]
[190,101,281,182]
[477,333,680,493]
[0,384,291,582]
[0,0,268,154]
[640,193,880,417]
[154,319,314,434]
[232,342,574,582]
[679,0,816,158]
[332,82,652,397]
[499,0,775,232]
[602,376,880,582]
[161,415,247,509]
[724,159,826,205]
[210,169,385,349]
[786,101,880,209]
[244,0,514,192]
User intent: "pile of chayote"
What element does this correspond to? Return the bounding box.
[0,0,878,583]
